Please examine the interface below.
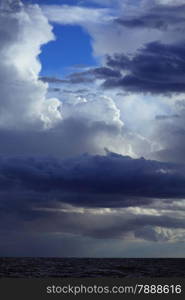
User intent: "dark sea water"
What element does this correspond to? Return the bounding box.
[0,258,185,278]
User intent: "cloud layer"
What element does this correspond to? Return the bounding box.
[1,151,185,203]
[0,152,184,248]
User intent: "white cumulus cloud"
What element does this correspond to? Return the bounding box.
[0,0,62,129]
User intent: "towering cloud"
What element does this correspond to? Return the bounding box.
[0,0,136,158]
[0,0,62,129]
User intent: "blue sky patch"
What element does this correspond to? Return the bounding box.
[39,24,97,77]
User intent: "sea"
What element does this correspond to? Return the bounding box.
[0,258,184,278]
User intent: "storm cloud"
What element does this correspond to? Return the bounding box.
[0,152,185,202]
[102,41,185,93]
[0,151,185,245]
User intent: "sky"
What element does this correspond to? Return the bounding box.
[0,0,185,257]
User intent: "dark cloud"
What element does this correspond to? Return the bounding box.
[155,114,180,121]
[66,67,121,84]
[0,151,185,247]
[116,4,185,30]
[75,89,89,94]
[66,73,95,84]
[51,88,61,92]
[41,67,121,86]
[90,67,121,79]
[101,4,185,94]
[39,76,67,84]
[0,189,184,243]
[103,41,185,94]
[0,151,185,204]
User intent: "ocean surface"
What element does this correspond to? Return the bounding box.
[0,258,184,278]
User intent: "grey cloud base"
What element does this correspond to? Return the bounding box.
[0,151,185,247]
[1,151,185,201]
